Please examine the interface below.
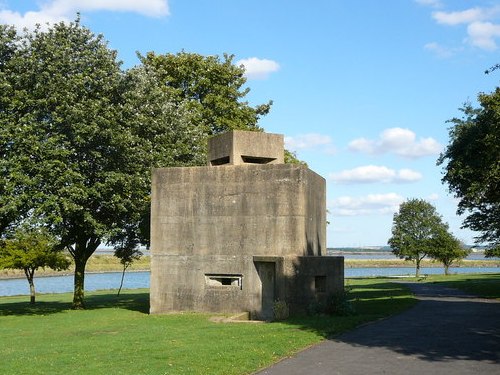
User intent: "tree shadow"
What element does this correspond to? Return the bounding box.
[0,290,150,316]
[262,277,499,363]
[333,294,500,363]
[279,279,417,339]
[426,274,500,299]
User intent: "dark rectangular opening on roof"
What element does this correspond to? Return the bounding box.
[241,156,276,164]
[210,156,230,166]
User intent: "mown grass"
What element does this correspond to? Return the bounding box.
[0,278,415,375]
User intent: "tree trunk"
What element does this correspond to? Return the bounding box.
[415,259,420,278]
[444,264,449,276]
[117,264,128,297]
[24,268,36,304]
[73,256,86,309]
[71,237,100,309]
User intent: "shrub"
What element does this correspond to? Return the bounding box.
[272,300,290,321]
[308,288,356,316]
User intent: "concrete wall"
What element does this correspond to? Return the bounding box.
[150,164,333,317]
[150,130,344,319]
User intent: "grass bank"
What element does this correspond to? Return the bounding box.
[0,278,415,375]
[0,255,152,279]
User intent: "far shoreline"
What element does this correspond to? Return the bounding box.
[1,254,498,280]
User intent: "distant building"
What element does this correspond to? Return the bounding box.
[150,130,344,319]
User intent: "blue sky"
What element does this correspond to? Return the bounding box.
[1,0,499,247]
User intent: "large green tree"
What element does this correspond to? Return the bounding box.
[437,87,500,257]
[0,225,70,303]
[0,25,26,235]
[1,19,141,308]
[388,199,456,277]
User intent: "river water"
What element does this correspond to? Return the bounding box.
[1,265,499,297]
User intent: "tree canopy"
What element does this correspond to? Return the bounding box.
[0,19,274,308]
[139,51,272,135]
[388,199,464,277]
[431,229,470,275]
[438,86,500,257]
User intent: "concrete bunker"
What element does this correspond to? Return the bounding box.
[150,130,344,319]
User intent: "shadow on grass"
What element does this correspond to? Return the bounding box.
[426,273,500,299]
[333,282,500,363]
[0,290,150,316]
[275,280,418,340]
[277,276,500,365]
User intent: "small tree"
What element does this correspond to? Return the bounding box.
[0,226,70,303]
[432,230,470,275]
[113,232,143,296]
[388,199,449,277]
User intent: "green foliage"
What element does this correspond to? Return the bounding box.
[307,288,355,316]
[139,51,271,135]
[0,225,70,303]
[112,230,143,296]
[388,199,460,277]
[284,149,307,166]
[0,25,26,235]
[432,233,470,275]
[1,19,134,308]
[438,87,500,250]
[484,247,500,258]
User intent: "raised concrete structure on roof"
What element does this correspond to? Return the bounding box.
[208,130,284,166]
[150,130,343,319]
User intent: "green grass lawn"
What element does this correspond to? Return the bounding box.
[0,278,415,375]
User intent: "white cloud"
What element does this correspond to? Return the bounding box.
[236,57,280,80]
[0,0,169,30]
[415,0,442,8]
[330,193,404,216]
[424,42,462,58]
[397,168,423,182]
[427,193,439,201]
[285,133,334,152]
[0,9,66,29]
[330,165,422,184]
[467,21,500,50]
[427,6,500,51]
[348,127,442,159]
[432,8,488,25]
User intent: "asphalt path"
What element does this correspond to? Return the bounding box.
[255,282,500,375]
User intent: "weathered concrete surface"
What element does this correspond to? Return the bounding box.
[150,130,344,318]
[208,130,284,166]
[256,282,500,375]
